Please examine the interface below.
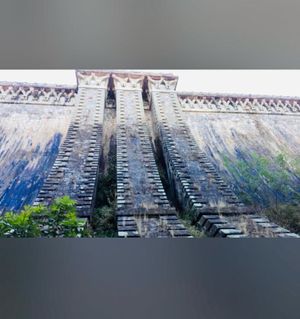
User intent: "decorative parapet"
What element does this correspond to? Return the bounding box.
[178,93,300,115]
[112,73,144,91]
[147,74,178,92]
[76,70,110,89]
[0,82,77,106]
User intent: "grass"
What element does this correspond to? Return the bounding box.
[263,204,300,234]
[179,208,206,238]
[181,218,205,238]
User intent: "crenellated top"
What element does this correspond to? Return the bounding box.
[76,70,110,89]
[178,92,300,115]
[147,74,178,92]
[112,73,144,91]
[0,82,77,106]
[1,71,300,114]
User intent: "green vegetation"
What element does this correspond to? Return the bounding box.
[179,208,205,238]
[181,218,205,238]
[0,187,118,238]
[222,151,300,234]
[222,152,299,207]
[0,196,91,238]
[91,153,117,237]
[94,154,116,208]
[264,204,300,234]
[91,206,116,237]
[0,150,118,238]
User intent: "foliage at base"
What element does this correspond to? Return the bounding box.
[92,152,117,237]
[0,196,92,238]
[91,206,117,237]
[179,208,205,238]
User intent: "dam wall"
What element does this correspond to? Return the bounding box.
[0,71,299,238]
[0,84,75,213]
[179,93,300,207]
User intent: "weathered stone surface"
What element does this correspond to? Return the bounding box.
[0,83,76,106]
[0,102,72,213]
[113,73,190,238]
[0,70,298,239]
[182,107,300,208]
[34,71,109,216]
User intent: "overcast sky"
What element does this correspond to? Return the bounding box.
[0,70,300,97]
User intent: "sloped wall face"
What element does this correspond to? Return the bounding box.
[182,111,300,207]
[113,74,190,238]
[0,103,73,213]
[0,71,299,238]
[34,72,110,217]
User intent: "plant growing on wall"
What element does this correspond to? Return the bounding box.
[264,204,300,234]
[222,154,260,205]
[92,152,117,237]
[222,151,299,208]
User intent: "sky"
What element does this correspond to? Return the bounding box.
[0,70,300,97]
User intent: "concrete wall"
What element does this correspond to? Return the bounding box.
[114,74,190,238]
[34,83,108,217]
[184,112,300,206]
[0,71,299,238]
[0,103,72,212]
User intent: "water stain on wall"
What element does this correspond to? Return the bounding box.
[184,113,300,206]
[0,103,72,213]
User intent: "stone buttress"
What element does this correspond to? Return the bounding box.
[113,73,191,238]
[148,74,299,238]
[34,71,109,217]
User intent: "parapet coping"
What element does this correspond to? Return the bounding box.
[2,75,300,102]
[76,69,177,79]
[0,81,77,90]
[178,91,300,101]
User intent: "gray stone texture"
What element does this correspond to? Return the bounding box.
[0,71,299,239]
[34,71,109,216]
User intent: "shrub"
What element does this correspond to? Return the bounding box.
[92,152,117,237]
[92,206,117,237]
[0,210,41,238]
[0,196,92,238]
[59,212,89,238]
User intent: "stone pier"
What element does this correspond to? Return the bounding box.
[113,73,190,238]
[34,71,109,216]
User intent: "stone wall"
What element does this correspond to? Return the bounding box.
[0,70,299,238]
[179,94,300,207]
[149,75,299,238]
[113,73,190,238]
[148,75,248,238]
[34,71,109,216]
[0,100,73,213]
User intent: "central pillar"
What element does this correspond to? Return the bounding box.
[113,72,190,238]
